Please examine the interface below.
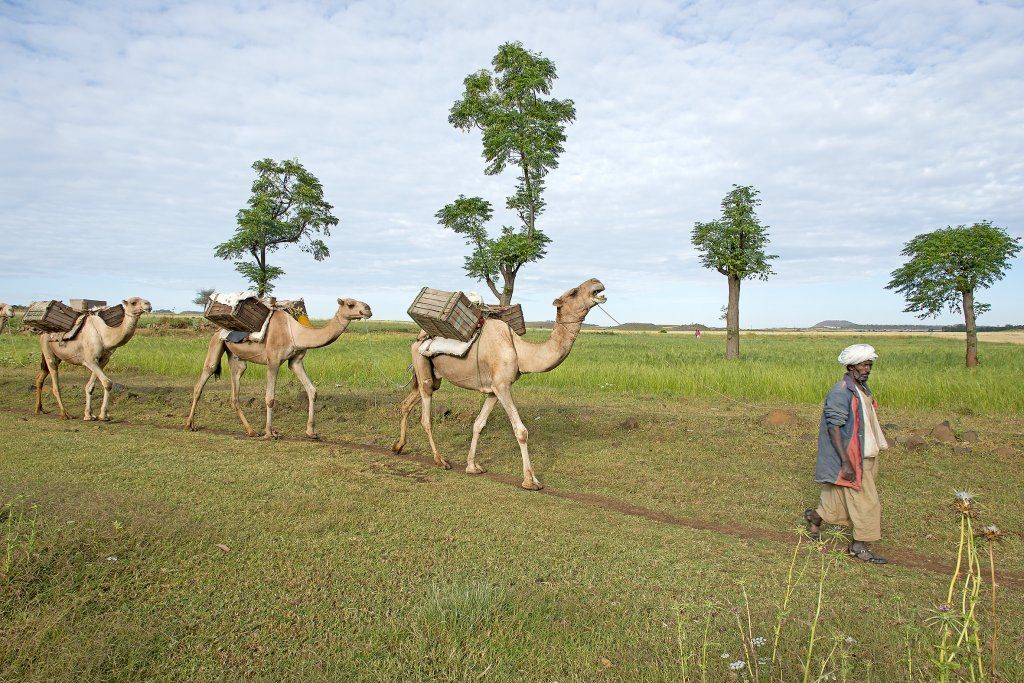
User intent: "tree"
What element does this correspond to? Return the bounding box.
[438,41,575,305]
[215,158,338,296]
[886,221,1020,368]
[692,185,777,359]
[192,288,215,308]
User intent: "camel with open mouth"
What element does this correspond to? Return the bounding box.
[34,297,152,421]
[185,297,372,439]
[393,279,606,490]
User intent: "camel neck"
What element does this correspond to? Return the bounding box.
[514,310,584,374]
[98,312,141,348]
[290,310,351,350]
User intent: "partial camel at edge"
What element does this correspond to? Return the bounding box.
[0,303,12,334]
[34,297,153,421]
[393,278,606,490]
[184,297,372,439]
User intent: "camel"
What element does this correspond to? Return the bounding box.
[34,297,153,421]
[393,278,606,490]
[184,297,372,439]
[0,303,12,334]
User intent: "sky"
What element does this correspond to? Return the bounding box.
[1,0,1022,327]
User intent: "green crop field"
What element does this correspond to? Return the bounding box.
[2,321,1023,680]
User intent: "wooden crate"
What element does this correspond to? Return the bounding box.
[204,296,271,332]
[407,287,481,341]
[70,299,107,312]
[97,304,125,327]
[484,303,526,336]
[23,300,79,333]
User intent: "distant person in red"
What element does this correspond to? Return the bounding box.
[694,327,702,339]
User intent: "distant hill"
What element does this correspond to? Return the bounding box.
[812,320,944,331]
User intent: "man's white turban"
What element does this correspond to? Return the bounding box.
[838,344,878,366]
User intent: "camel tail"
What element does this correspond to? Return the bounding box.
[40,355,46,371]
[212,351,223,379]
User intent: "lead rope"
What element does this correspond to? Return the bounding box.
[361,320,413,390]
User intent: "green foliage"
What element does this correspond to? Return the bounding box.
[441,41,574,304]
[692,185,778,280]
[191,288,215,308]
[214,158,338,295]
[886,222,1021,319]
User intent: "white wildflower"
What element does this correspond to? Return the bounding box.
[844,636,855,645]
[752,636,767,647]
[729,660,746,671]
[105,555,118,562]
[721,653,730,659]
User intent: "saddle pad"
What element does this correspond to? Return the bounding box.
[418,333,479,358]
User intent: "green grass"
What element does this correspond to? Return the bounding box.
[2,322,1021,413]
[2,327,1023,679]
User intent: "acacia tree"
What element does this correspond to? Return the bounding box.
[215,158,338,296]
[437,41,575,305]
[692,185,777,359]
[886,221,1020,368]
[192,288,215,307]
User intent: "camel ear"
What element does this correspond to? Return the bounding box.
[122,299,130,306]
[337,298,344,305]
[552,297,563,308]
[568,288,579,298]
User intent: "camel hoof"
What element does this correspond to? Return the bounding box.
[521,479,544,491]
[99,415,111,422]
[435,459,452,470]
[466,464,487,475]
[184,423,198,432]
[305,432,320,441]
[392,441,405,454]
[59,412,71,420]
[83,415,94,422]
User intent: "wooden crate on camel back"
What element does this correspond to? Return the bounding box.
[407,288,482,341]
[22,300,79,333]
[204,293,271,332]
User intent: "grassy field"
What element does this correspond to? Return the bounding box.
[2,322,1023,680]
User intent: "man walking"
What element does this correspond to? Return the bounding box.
[804,344,889,564]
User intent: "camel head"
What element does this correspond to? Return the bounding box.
[0,303,11,318]
[122,297,153,317]
[335,298,372,320]
[552,278,606,319]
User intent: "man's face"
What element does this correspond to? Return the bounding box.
[848,360,873,382]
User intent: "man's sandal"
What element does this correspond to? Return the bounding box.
[848,546,888,564]
[803,509,822,541]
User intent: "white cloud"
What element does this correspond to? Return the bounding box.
[1,0,1021,326]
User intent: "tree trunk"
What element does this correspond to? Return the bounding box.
[963,289,978,368]
[726,274,741,360]
[500,271,515,306]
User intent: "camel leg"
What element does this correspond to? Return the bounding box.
[83,372,98,420]
[392,380,421,454]
[417,379,450,469]
[288,356,318,439]
[185,337,226,432]
[466,394,498,475]
[44,355,70,420]
[262,361,281,440]
[228,355,257,437]
[81,360,114,421]
[34,360,50,415]
[494,385,541,490]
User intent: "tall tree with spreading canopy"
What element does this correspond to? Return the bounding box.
[215,158,338,296]
[692,185,777,359]
[886,221,1020,367]
[437,41,575,305]
[192,288,215,308]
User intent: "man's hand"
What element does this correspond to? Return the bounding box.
[840,463,856,482]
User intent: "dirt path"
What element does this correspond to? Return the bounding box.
[7,406,1023,590]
